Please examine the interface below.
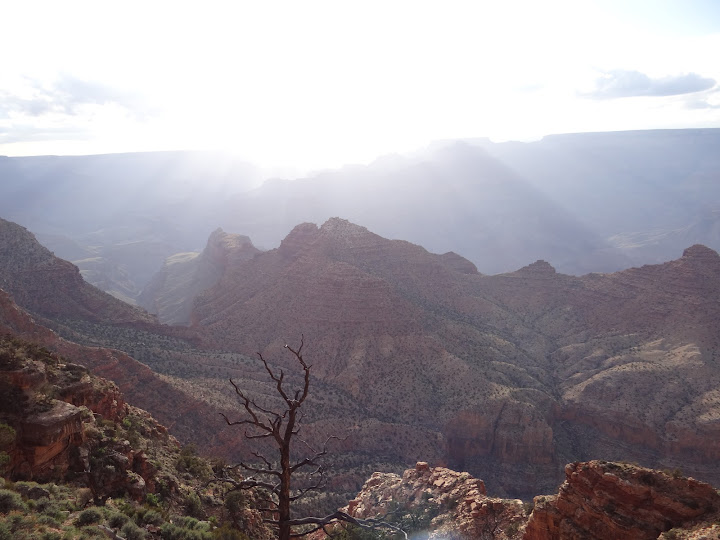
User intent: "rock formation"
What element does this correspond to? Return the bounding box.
[344,461,720,540]
[524,461,720,540]
[347,461,526,539]
[139,227,260,324]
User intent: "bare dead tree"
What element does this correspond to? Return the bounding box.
[215,336,406,540]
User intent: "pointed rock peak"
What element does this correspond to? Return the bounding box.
[682,244,720,261]
[439,252,479,275]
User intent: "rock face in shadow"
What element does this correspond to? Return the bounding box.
[139,228,260,325]
[524,461,720,540]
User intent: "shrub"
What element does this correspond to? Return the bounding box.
[211,524,250,540]
[121,521,146,540]
[137,508,163,526]
[75,507,103,526]
[0,522,11,540]
[0,424,15,449]
[0,489,26,513]
[107,511,130,528]
[224,490,246,516]
[185,492,205,519]
[161,521,213,540]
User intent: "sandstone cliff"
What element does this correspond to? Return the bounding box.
[525,461,720,540]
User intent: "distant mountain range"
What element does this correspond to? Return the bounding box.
[2,214,719,498]
[3,129,720,302]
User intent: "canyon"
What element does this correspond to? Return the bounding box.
[2,214,720,502]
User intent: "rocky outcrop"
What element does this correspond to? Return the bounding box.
[524,461,720,540]
[343,461,720,540]
[16,400,85,479]
[0,333,178,503]
[347,462,527,539]
[0,346,132,481]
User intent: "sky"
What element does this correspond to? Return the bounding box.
[1,0,719,170]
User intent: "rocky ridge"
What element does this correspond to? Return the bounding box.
[5,214,720,498]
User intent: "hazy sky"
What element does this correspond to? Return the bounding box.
[1,0,719,169]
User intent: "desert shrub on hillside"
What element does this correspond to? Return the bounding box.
[0,489,26,513]
[121,520,147,540]
[75,506,103,526]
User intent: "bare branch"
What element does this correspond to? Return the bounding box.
[252,451,273,470]
[214,336,403,540]
[239,462,282,478]
[287,510,408,539]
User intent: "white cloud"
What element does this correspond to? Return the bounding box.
[1,1,720,167]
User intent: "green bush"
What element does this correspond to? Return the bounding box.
[136,508,163,526]
[75,507,103,526]
[121,521,146,540]
[0,424,15,449]
[224,491,245,515]
[0,489,26,513]
[161,521,213,540]
[0,521,11,540]
[107,511,130,528]
[185,492,205,519]
[35,497,60,517]
[176,446,211,480]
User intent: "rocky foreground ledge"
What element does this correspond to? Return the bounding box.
[343,460,720,540]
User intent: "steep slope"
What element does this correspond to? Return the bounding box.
[0,288,240,461]
[190,218,720,495]
[0,217,155,324]
[139,228,261,325]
